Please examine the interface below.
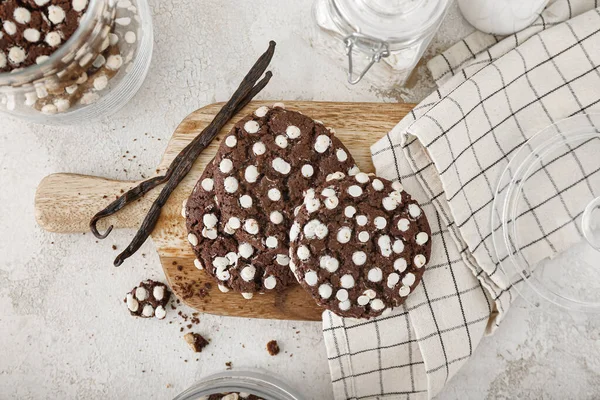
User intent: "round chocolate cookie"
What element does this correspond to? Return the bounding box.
[184,160,295,298]
[289,172,432,319]
[212,105,358,282]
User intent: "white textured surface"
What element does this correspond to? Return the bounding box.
[1,1,598,399]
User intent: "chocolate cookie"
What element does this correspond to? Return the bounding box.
[206,393,263,400]
[0,0,89,72]
[211,105,358,289]
[289,173,432,319]
[125,280,171,319]
[184,160,295,297]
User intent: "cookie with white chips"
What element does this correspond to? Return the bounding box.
[184,160,295,297]
[212,105,357,285]
[289,172,432,319]
[124,280,171,320]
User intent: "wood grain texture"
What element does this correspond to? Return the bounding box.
[35,101,415,321]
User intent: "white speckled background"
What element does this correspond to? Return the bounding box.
[1,1,600,399]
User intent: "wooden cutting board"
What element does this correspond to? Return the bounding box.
[35,101,415,321]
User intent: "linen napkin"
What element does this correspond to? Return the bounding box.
[322,2,600,399]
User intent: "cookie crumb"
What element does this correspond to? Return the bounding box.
[184,332,209,353]
[112,245,117,250]
[266,340,280,356]
[225,361,232,370]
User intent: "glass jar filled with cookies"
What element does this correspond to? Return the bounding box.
[0,0,153,124]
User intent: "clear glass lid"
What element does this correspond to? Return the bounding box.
[492,114,600,313]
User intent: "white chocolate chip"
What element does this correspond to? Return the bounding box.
[409,204,422,218]
[303,220,319,239]
[347,185,363,197]
[344,206,356,218]
[135,286,149,301]
[23,28,40,43]
[65,84,78,95]
[270,211,283,224]
[393,240,405,254]
[202,226,217,240]
[201,178,214,191]
[3,21,16,35]
[153,286,165,301]
[225,252,238,264]
[339,300,351,311]
[109,33,119,46]
[268,188,281,201]
[126,294,138,312]
[402,273,416,286]
[348,165,360,176]
[276,254,290,266]
[358,231,370,242]
[54,99,70,112]
[194,259,203,270]
[72,0,88,12]
[14,7,31,24]
[364,289,377,299]
[390,190,403,203]
[244,165,259,183]
[272,157,291,174]
[244,120,260,133]
[374,217,387,230]
[304,270,318,286]
[321,188,336,197]
[218,284,229,293]
[45,31,62,47]
[370,299,385,311]
[273,102,285,108]
[275,135,288,148]
[355,172,369,183]
[327,172,346,181]
[76,72,88,84]
[41,104,57,115]
[219,159,233,173]
[244,219,259,235]
[286,125,301,139]
[319,255,339,273]
[106,54,123,71]
[304,196,320,213]
[336,149,348,162]
[301,164,314,178]
[8,47,26,64]
[324,196,339,209]
[47,6,66,24]
[336,289,349,302]
[372,179,384,191]
[357,295,370,306]
[297,245,310,261]
[399,286,411,297]
[318,284,333,299]
[378,235,392,257]
[255,106,269,117]
[394,258,408,272]
[367,267,383,282]
[290,222,301,241]
[252,141,266,155]
[213,257,229,269]
[227,217,241,230]
[392,181,404,191]
[154,305,166,319]
[387,273,400,288]
[266,236,278,249]
[414,254,426,268]
[224,176,239,193]
[142,304,154,317]
[340,274,355,289]
[203,213,218,228]
[187,233,198,246]
[241,265,256,282]
[337,227,352,244]
[238,243,253,259]
[397,218,410,232]
[225,136,237,147]
[416,232,429,245]
[93,75,108,91]
[352,251,366,265]
[382,197,397,211]
[0,52,6,69]
[356,215,368,226]
[314,135,331,153]
[239,194,253,209]
[264,276,277,290]
[241,292,253,300]
[116,17,132,26]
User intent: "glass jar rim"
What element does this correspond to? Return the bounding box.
[0,0,105,87]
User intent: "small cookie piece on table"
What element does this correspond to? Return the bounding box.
[183,332,209,353]
[266,340,280,356]
[124,280,171,319]
[185,160,295,297]
[290,173,432,319]
[211,104,358,293]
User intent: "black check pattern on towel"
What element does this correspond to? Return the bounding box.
[323,3,600,400]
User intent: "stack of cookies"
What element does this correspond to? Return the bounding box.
[184,104,431,318]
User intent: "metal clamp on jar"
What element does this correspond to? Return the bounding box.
[312,0,451,88]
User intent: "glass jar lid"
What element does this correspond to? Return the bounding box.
[492,114,600,313]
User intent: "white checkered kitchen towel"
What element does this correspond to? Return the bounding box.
[322,2,600,399]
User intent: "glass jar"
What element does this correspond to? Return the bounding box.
[173,370,304,400]
[311,0,451,88]
[0,0,153,125]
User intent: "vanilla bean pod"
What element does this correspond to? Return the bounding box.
[89,41,276,266]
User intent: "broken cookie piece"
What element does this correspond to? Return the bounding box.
[184,332,209,353]
[266,340,280,356]
[125,280,171,320]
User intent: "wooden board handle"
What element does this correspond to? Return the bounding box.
[35,173,157,233]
